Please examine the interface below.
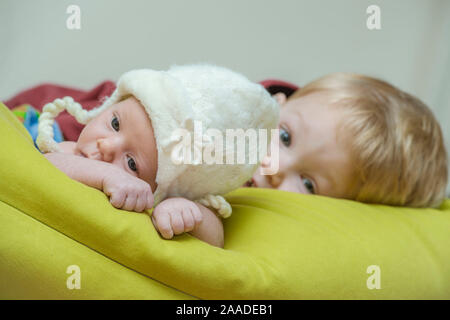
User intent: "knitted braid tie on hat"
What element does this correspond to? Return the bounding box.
[197,195,232,218]
[36,97,91,153]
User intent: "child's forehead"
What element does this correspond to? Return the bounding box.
[282,92,338,123]
[282,93,350,146]
[111,97,146,115]
[287,91,333,108]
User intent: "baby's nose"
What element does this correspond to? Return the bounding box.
[261,156,270,168]
[261,155,272,168]
[97,137,121,162]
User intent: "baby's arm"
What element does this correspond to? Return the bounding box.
[151,197,224,248]
[44,152,109,190]
[44,152,154,211]
[190,203,224,248]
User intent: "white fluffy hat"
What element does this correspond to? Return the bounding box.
[37,64,279,217]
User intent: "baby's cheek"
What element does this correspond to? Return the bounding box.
[110,162,129,175]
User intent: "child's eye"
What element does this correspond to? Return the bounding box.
[280,128,291,146]
[111,116,120,131]
[127,156,137,172]
[302,177,315,194]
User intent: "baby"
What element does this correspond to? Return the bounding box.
[36,64,279,247]
[249,73,448,208]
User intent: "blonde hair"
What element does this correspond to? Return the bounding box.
[290,73,448,208]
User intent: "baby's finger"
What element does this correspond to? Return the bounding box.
[123,194,137,212]
[190,203,203,223]
[146,190,154,209]
[181,208,195,232]
[110,191,126,209]
[169,211,185,235]
[155,212,173,239]
[135,193,147,213]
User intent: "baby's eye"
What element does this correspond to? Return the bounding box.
[111,116,120,131]
[127,156,137,172]
[280,128,291,146]
[302,177,315,194]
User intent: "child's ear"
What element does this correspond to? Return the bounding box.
[272,93,287,106]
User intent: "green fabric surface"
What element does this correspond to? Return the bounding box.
[0,102,449,299]
[0,201,193,299]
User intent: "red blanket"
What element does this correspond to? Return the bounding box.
[4,79,298,141]
[5,82,116,141]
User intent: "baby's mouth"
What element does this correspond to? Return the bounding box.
[79,149,101,161]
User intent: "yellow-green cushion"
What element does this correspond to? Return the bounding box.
[0,102,449,299]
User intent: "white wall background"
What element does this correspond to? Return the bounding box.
[1,0,449,194]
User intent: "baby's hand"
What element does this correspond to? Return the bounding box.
[102,168,154,212]
[151,197,203,239]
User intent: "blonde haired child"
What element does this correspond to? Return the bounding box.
[250,73,448,208]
